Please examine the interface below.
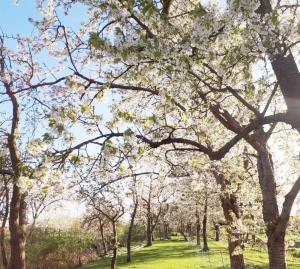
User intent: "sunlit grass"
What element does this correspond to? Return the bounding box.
[80,238,300,269]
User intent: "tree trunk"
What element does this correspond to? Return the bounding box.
[202,197,209,252]
[257,0,300,131]
[268,235,286,269]
[214,172,245,269]
[196,211,201,246]
[145,198,154,246]
[9,186,26,269]
[163,222,169,240]
[251,234,256,246]
[253,1,300,260]
[186,223,192,239]
[0,227,8,269]
[6,83,26,269]
[251,129,300,269]
[179,221,187,241]
[228,238,245,269]
[99,220,107,256]
[111,222,117,269]
[1,185,9,269]
[257,146,288,269]
[127,200,138,262]
[146,215,152,247]
[214,223,220,242]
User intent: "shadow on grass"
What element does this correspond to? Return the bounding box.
[81,239,300,269]
[81,239,229,269]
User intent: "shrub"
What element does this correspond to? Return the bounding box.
[27,227,96,269]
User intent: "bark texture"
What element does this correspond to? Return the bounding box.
[6,84,27,269]
[202,196,209,251]
[0,185,9,269]
[111,222,117,269]
[214,172,245,269]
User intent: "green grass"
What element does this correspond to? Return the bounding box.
[80,239,300,269]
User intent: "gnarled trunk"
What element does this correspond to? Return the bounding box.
[214,172,245,269]
[228,238,245,269]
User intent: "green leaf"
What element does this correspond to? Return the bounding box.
[70,155,81,164]
[138,146,145,154]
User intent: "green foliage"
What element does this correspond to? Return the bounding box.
[138,146,145,155]
[16,161,33,174]
[89,33,105,49]
[70,155,81,164]
[117,110,135,122]
[117,223,146,247]
[291,248,300,258]
[190,3,206,18]
[42,132,53,142]
[27,228,94,268]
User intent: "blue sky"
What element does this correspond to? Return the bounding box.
[0,1,38,36]
[0,1,85,37]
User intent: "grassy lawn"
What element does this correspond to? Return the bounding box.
[80,239,300,269]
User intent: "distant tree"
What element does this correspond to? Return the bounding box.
[80,185,125,269]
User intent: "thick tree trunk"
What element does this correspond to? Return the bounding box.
[254,3,300,261]
[196,211,201,246]
[6,82,26,269]
[1,185,9,269]
[257,146,288,269]
[111,222,118,269]
[9,186,26,269]
[127,200,138,262]
[214,172,245,269]
[228,238,245,269]
[0,227,8,269]
[271,55,300,129]
[268,235,286,269]
[257,149,279,232]
[258,0,300,131]
[202,198,209,252]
